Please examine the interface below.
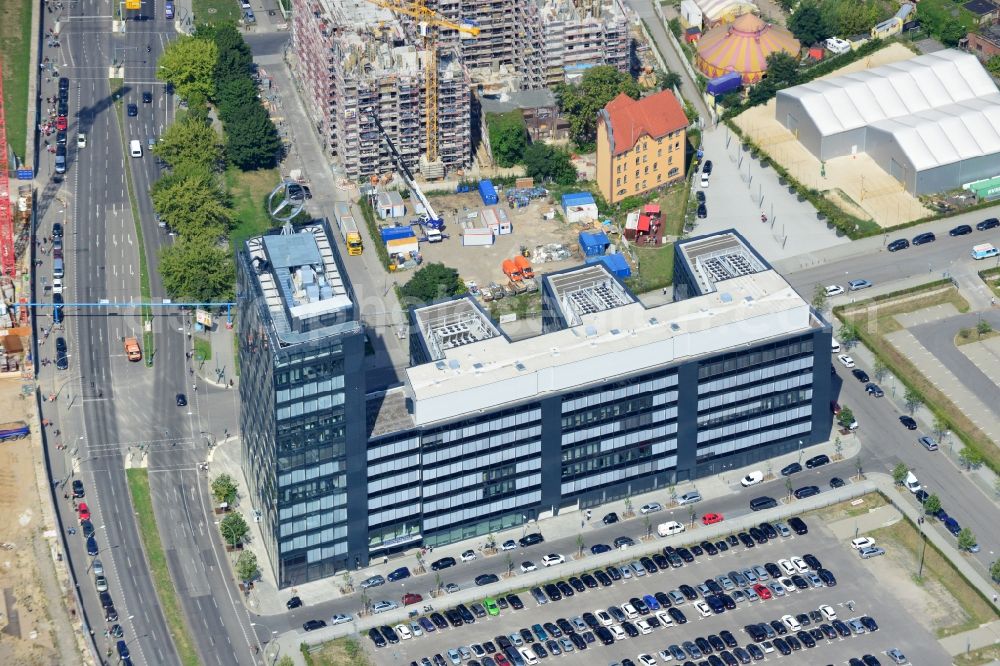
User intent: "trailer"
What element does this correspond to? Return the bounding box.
[334,202,364,255]
[462,216,494,246]
[478,179,499,205]
[706,71,742,97]
[0,421,30,442]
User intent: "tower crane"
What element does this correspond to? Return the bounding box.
[365,0,479,165]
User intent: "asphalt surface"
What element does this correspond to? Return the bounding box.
[368,522,947,665]
[910,310,1000,412]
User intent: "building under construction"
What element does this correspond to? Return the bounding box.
[291,0,473,179]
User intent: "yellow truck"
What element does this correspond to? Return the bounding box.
[124,336,142,362]
[334,202,363,255]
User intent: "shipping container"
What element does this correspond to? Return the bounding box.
[478,180,499,205]
[585,253,631,278]
[579,231,610,257]
[386,237,419,257]
[380,226,416,242]
[706,71,743,96]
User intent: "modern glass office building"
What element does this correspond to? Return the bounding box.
[243,227,832,584]
[237,221,367,587]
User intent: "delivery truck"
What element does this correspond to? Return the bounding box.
[334,203,364,255]
[124,337,142,362]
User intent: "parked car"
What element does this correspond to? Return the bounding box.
[741,471,764,487]
[865,383,884,397]
[918,436,939,451]
[677,491,702,505]
[887,238,909,252]
[899,415,918,430]
[824,285,844,296]
[977,217,1000,231]
[912,231,936,245]
[780,462,802,476]
[851,368,870,383]
[858,546,886,559]
[949,224,972,236]
[837,354,855,368]
[848,279,873,291]
[805,454,830,469]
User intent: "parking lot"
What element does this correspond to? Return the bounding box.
[366,515,949,665]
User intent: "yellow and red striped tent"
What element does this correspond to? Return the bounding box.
[696,13,800,84]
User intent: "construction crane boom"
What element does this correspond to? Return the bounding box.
[365,0,479,165]
[367,111,443,229]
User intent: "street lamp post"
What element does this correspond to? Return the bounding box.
[797,440,803,464]
[251,622,279,665]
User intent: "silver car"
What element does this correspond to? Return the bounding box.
[678,491,702,505]
[668,589,686,605]
[859,546,886,559]
[753,565,770,581]
[640,502,663,514]
[361,575,385,589]
[774,523,792,537]
[630,561,647,577]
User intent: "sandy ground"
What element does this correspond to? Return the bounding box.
[0,377,72,665]
[734,43,934,228]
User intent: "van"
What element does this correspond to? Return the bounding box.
[53,257,64,278]
[825,37,851,54]
[831,339,840,353]
[55,145,67,174]
[750,496,778,511]
[971,243,999,260]
[129,140,142,158]
[904,471,921,494]
[657,520,685,537]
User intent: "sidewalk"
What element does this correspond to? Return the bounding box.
[191,317,238,390]
[939,619,1000,656]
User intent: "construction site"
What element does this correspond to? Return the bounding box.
[290,0,633,180]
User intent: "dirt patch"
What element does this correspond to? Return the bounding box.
[954,644,1000,666]
[0,378,64,666]
[810,492,887,523]
[303,636,374,666]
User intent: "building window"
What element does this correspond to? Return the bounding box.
[644,166,649,174]
[657,173,662,182]
[635,170,639,178]
[616,164,621,173]
[668,156,673,164]
[635,157,640,166]
[657,149,662,157]
[616,177,621,186]
[642,154,648,163]
[668,167,679,177]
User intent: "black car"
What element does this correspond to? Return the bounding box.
[676,546,694,562]
[773,637,791,655]
[696,191,706,203]
[787,516,808,534]
[639,557,658,574]
[431,556,456,571]
[703,160,713,175]
[702,540,718,556]
[580,573,598,588]
[652,553,670,569]
[977,217,1000,231]
[99,591,113,608]
[556,580,574,597]
[613,535,635,548]
[602,512,619,525]
[851,368,870,383]
[829,476,845,488]
[430,612,448,629]
[899,415,918,429]
[142,91,153,103]
[790,574,809,590]
[679,584,698,600]
[802,553,822,569]
[302,619,326,631]
[949,224,972,236]
[819,623,837,639]
[286,596,302,609]
[380,626,399,644]
[568,576,586,592]
[386,566,410,582]
[860,615,879,632]
[780,462,802,476]
[127,103,138,117]
[758,522,778,540]
[53,293,64,324]
[831,619,851,637]
[593,569,612,586]
[543,583,561,601]
[720,630,738,649]
[697,203,708,218]
[56,130,67,145]
[887,238,909,252]
[52,222,63,238]
[912,231,935,245]
[738,532,755,549]
[654,591,672,608]
[865,382,884,397]
[475,573,499,586]
[58,100,68,116]
[715,539,728,552]
[520,628,534,644]
[748,526,767,544]
[691,544,704,557]
[72,480,85,498]
[519,532,543,547]
[696,637,713,655]
[590,543,611,554]
[668,607,687,624]
[368,628,386,647]
[176,393,187,407]
[794,485,820,499]
[605,565,622,581]
[817,568,837,586]
[595,626,614,645]
[105,605,118,622]
[59,77,70,92]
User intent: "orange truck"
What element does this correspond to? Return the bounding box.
[514,255,534,279]
[124,336,142,362]
[501,258,522,282]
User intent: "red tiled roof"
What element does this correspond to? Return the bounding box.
[603,90,687,157]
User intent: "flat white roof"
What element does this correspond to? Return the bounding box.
[406,269,814,425]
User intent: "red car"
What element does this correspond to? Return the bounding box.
[402,592,423,606]
[494,655,510,666]
[56,115,68,131]
[77,502,90,522]
[753,583,772,600]
[701,512,724,525]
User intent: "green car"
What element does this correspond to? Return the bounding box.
[483,597,500,616]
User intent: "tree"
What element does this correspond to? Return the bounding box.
[159,238,236,302]
[932,416,948,442]
[977,319,993,338]
[903,387,923,415]
[151,171,233,239]
[785,477,793,499]
[765,51,800,87]
[276,657,295,666]
[623,497,633,517]
[215,76,261,123]
[657,70,683,91]
[576,533,585,556]
[891,463,909,486]
[211,473,238,505]
[873,358,888,382]
[834,436,843,459]
[992,559,1000,583]
[957,528,977,552]
[220,512,249,547]
[643,514,652,538]
[400,263,466,304]
[225,103,282,170]
[747,79,777,107]
[157,36,218,102]
[788,2,831,46]
[959,446,984,470]
[811,284,828,312]
[505,553,514,576]
[938,19,967,47]
[235,550,258,582]
[554,65,641,147]
[487,111,528,168]
[153,115,223,171]
[923,493,941,516]
[522,143,577,185]
[987,56,1000,78]
[836,406,855,429]
[837,322,859,349]
[197,22,253,93]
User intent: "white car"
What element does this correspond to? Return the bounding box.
[461,549,477,562]
[740,470,764,487]
[790,556,809,573]
[330,613,352,625]
[636,619,653,635]
[640,502,663,514]
[850,537,875,550]
[639,654,658,666]
[520,560,537,573]
[700,173,710,188]
[819,604,837,621]
[694,600,713,618]
[825,284,845,297]
[596,610,614,626]
[52,278,64,294]
[778,559,796,576]
[655,610,674,627]
[541,553,564,567]
[781,614,801,631]
[500,540,517,551]
[372,600,397,614]
[394,624,412,640]
[837,354,855,368]
[621,602,639,619]
[77,132,87,148]
[610,625,627,641]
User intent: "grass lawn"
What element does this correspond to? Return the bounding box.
[194,336,212,361]
[919,0,980,32]
[629,243,675,294]
[0,0,33,162]
[954,645,1000,666]
[302,637,373,666]
[227,167,280,251]
[836,282,1000,475]
[869,518,999,638]
[126,469,200,666]
[192,0,241,25]
[978,266,1000,300]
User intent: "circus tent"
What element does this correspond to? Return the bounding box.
[696,13,800,84]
